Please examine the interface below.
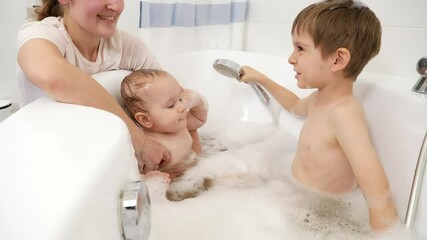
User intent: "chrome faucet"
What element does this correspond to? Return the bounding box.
[413,56,427,94]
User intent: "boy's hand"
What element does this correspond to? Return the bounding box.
[239,66,266,84]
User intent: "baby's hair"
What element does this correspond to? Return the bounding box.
[292,0,381,79]
[36,0,63,21]
[121,69,169,124]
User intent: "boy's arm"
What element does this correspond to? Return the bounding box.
[330,100,398,231]
[240,66,309,117]
[181,88,209,131]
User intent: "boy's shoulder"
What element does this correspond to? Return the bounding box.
[328,95,365,124]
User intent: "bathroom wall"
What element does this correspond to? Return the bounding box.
[1,0,426,109]
[0,0,30,108]
[244,0,427,82]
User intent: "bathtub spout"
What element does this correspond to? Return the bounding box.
[412,76,427,94]
[413,56,427,94]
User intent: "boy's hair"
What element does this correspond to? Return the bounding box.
[121,69,169,123]
[292,0,381,79]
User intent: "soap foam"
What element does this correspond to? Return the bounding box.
[146,122,415,240]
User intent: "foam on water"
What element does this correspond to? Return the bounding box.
[145,122,416,240]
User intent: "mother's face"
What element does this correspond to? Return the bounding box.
[61,0,124,38]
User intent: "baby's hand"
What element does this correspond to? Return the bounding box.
[142,171,171,202]
[181,87,208,130]
[143,171,171,183]
[180,88,201,111]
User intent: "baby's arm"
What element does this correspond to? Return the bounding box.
[181,88,208,131]
[240,66,309,117]
[330,100,398,231]
[189,129,202,154]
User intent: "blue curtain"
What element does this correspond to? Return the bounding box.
[139,1,247,28]
[138,1,248,61]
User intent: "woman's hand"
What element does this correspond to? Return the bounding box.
[136,135,171,174]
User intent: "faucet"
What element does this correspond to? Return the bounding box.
[413,56,427,94]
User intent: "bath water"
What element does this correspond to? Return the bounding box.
[145,122,415,240]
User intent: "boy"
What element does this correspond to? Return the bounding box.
[121,69,208,179]
[239,0,397,231]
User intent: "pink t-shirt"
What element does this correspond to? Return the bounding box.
[17,17,161,106]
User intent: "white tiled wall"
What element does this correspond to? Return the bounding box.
[245,0,427,82]
[0,0,29,108]
[1,0,426,109]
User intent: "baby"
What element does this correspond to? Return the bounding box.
[239,0,397,232]
[121,69,208,179]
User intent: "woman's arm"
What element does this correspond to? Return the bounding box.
[18,38,170,171]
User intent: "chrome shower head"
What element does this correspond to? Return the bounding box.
[212,58,271,105]
[212,59,244,80]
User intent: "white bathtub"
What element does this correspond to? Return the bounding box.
[0,50,426,239]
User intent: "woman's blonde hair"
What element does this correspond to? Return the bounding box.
[35,0,64,21]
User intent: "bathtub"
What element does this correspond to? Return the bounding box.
[0,50,426,239]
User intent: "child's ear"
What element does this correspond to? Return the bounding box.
[134,112,153,128]
[331,48,351,72]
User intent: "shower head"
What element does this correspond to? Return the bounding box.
[212,58,271,105]
[212,59,243,80]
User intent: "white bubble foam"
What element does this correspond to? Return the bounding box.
[146,122,416,240]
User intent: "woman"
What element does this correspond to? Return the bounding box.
[17,0,171,172]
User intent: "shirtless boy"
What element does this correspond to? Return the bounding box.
[121,69,208,179]
[239,0,397,231]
